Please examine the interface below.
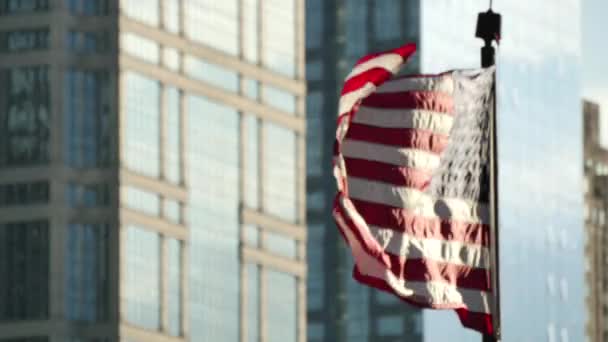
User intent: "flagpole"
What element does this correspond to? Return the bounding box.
[476,7,502,342]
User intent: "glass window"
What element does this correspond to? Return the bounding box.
[0,28,49,52]
[66,182,110,208]
[306,223,324,311]
[121,33,160,65]
[121,0,159,26]
[263,123,297,222]
[308,323,324,341]
[0,65,50,167]
[123,186,160,217]
[0,220,49,321]
[125,225,160,330]
[162,0,180,34]
[66,30,109,54]
[187,94,240,341]
[163,198,182,224]
[64,69,112,168]
[0,181,49,206]
[242,0,258,63]
[307,190,325,212]
[264,231,296,259]
[66,0,109,15]
[376,316,404,336]
[244,115,259,209]
[263,85,297,114]
[373,0,401,41]
[375,290,399,305]
[305,0,323,49]
[345,0,367,57]
[184,0,238,56]
[262,0,296,77]
[306,91,323,177]
[243,224,259,247]
[306,60,323,81]
[167,238,182,337]
[243,78,259,100]
[266,270,297,342]
[0,0,49,14]
[246,263,259,342]
[0,338,48,342]
[184,55,239,93]
[65,223,109,322]
[164,86,182,184]
[123,72,160,177]
[163,47,180,71]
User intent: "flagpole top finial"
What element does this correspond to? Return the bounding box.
[475,9,501,45]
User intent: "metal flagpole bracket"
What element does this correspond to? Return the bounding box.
[476,5,502,342]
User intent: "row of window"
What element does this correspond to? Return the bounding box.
[0,180,48,206]
[0,28,111,54]
[242,224,297,260]
[0,0,109,15]
[120,33,299,116]
[120,0,298,78]
[123,185,184,225]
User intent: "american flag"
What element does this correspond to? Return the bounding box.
[332,43,496,335]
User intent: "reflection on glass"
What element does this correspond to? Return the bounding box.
[164,86,181,184]
[121,0,159,26]
[264,231,296,259]
[184,0,238,55]
[0,66,50,167]
[125,225,160,330]
[121,33,160,65]
[0,28,49,52]
[263,122,297,222]
[263,85,296,114]
[167,238,182,336]
[262,0,296,77]
[65,223,109,322]
[246,263,259,342]
[124,186,160,217]
[187,94,239,341]
[123,72,160,177]
[184,55,239,93]
[0,220,49,321]
[64,69,112,168]
[266,270,297,342]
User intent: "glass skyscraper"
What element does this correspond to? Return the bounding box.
[0,0,307,341]
[307,1,585,342]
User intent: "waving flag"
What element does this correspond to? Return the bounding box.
[332,43,496,335]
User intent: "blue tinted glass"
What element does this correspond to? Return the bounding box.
[125,225,160,330]
[306,91,323,177]
[123,72,160,177]
[246,263,259,342]
[1,28,49,52]
[187,95,239,341]
[184,0,238,55]
[266,270,297,342]
[345,0,367,57]
[263,123,297,222]
[306,223,324,311]
[184,55,239,93]
[65,223,109,322]
[376,316,404,336]
[305,0,323,49]
[373,0,401,40]
[167,238,182,336]
[263,85,296,114]
[64,69,112,168]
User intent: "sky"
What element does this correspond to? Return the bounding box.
[583,0,608,146]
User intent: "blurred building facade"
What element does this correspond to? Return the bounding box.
[0,0,307,341]
[583,100,607,342]
[305,1,423,342]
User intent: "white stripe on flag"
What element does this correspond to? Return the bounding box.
[345,53,404,81]
[377,75,455,94]
[369,225,490,268]
[353,107,455,135]
[346,177,489,224]
[339,82,377,115]
[341,140,440,170]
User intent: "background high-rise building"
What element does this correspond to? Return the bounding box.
[305,1,423,342]
[0,0,307,341]
[306,1,585,342]
[583,99,608,342]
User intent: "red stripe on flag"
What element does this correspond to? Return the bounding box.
[341,68,395,95]
[345,123,449,153]
[350,199,489,246]
[362,90,454,113]
[353,43,417,66]
[343,158,432,189]
[456,308,494,336]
